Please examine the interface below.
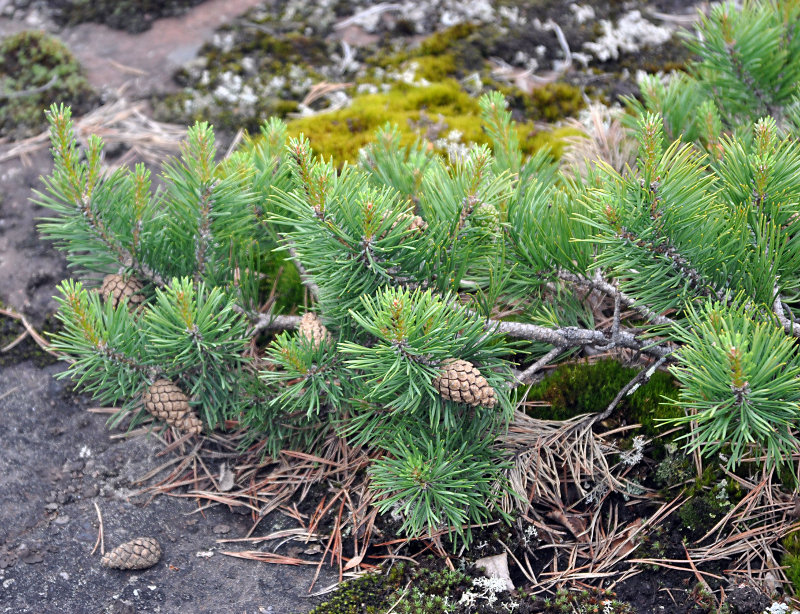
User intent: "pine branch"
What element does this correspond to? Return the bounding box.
[484,316,673,359]
[515,346,563,386]
[285,242,320,300]
[235,307,302,335]
[772,288,800,338]
[587,354,672,425]
[556,269,675,327]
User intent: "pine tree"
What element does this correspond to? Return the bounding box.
[36,0,800,543]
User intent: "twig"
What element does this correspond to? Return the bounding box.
[333,3,402,29]
[233,307,302,336]
[384,582,412,614]
[0,75,58,100]
[485,316,673,359]
[773,290,800,338]
[558,269,675,327]
[286,242,320,301]
[91,501,105,556]
[0,307,61,358]
[587,354,671,425]
[515,346,564,386]
[0,386,20,402]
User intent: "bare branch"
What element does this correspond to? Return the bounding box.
[773,288,800,338]
[514,346,564,387]
[484,317,673,359]
[557,269,675,327]
[286,242,320,301]
[586,354,672,426]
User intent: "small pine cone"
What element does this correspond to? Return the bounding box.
[471,202,500,233]
[143,379,202,434]
[395,212,428,234]
[298,312,332,350]
[433,359,497,408]
[101,274,145,312]
[174,411,203,436]
[101,537,161,570]
[380,212,428,240]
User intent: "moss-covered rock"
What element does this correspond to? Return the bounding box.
[0,31,96,140]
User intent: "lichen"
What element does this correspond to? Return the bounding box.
[0,31,97,139]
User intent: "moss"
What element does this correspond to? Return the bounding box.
[285,80,574,164]
[50,0,207,33]
[0,31,97,140]
[782,533,800,595]
[309,561,468,614]
[677,467,741,539]
[522,359,682,437]
[524,82,586,123]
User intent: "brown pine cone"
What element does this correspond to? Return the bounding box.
[396,213,428,234]
[101,537,161,570]
[379,211,428,240]
[100,274,145,312]
[433,359,497,408]
[298,312,332,350]
[142,379,202,435]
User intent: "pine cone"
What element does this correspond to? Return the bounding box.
[471,203,500,234]
[298,312,332,350]
[142,379,202,435]
[433,359,497,408]
[380,212,428,240]
[100,274,145,312]
[101,537,161,570]
[396,212,428,234]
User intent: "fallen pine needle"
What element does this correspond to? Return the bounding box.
[91,501,105,556]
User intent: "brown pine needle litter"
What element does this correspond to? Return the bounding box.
[125,406,800,599]
[0,94,184,167]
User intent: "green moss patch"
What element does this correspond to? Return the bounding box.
[523,359,682,437]
[0,31,96,140]
[285,80,580,164]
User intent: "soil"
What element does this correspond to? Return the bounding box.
[0,2,793,613]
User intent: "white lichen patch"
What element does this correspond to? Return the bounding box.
[583,10,674,62]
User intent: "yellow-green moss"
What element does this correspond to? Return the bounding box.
[286,81,576,164]
[525,82,586,122]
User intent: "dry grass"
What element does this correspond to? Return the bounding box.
[0,96,185,167]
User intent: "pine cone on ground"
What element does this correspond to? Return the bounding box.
[100,274,145,312]
[298,312,332,350]
[433,359,497,408]
[142,379,202,435]
[101,537,161,570]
